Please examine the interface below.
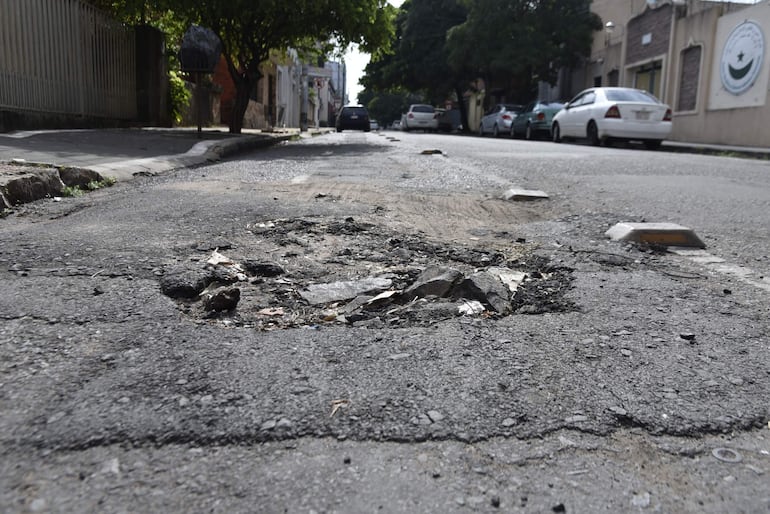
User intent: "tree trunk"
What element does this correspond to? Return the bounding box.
[455,85,470,134]
[230,75,250,134]
[224,55,262,134]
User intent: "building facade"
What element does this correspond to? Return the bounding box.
[575,0,770,147]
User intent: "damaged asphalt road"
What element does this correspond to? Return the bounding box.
[1,132,769,512]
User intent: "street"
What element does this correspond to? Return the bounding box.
[1,131,769,513]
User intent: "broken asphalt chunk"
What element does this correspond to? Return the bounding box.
[299,277,393,305]
[452,271,512,314]
[487,267,526,295]
[404,266,463,299]
[241,261,285,277]
[159,266,211,299]
[201,287,240,312]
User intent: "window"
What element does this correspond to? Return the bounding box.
[605,89,660,103]
[677,46,701,112]
[633,61,663,98]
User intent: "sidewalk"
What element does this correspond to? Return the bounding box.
[0,127,306,181]
[661,139,770,159]
[0,126,329,209]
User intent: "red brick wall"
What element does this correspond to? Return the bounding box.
[627,5,672,64]
[212,57,236,126]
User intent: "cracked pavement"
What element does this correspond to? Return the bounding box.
[1,131,769,513]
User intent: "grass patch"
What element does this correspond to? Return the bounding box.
[61,177,117,197]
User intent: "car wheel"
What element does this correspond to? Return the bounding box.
[493,124,500,138]
[478,124,484,136]
[551,122,561,143]
[587,121,601,146]
[510,125,517,138]
[525,124,534,140]
[644,139,662,150]
[337,128,343,132]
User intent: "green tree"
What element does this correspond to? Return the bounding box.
[363,0,471,130]
[86,0,396,133]
[366,90,414,127]
[447,0,601,100]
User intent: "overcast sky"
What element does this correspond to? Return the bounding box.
[345,0,404,104]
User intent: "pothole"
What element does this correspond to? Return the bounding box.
[159,216,576,329]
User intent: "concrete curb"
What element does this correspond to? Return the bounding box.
[0,133,294,209]
[88,134,293,181]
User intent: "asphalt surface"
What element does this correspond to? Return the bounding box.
[1,127,769,181]
[1,128,769,513]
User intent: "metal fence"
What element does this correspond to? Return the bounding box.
[0,0,136,119]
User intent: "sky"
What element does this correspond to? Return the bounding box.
[344,0,404,105]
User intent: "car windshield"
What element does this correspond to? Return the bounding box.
[503,104,522,112]
[412,105,434,113]
[537,102,564,109]
[605,89,659,104]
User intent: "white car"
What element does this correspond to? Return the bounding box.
[400,104,439,132]
[551,87,672,149]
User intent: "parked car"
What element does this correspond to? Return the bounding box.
[437,108,462,132]
[336,105,370,132]
[400,104,439,132]
[551,87,672,149]
[510,100,564,139]
[478,103,523,137]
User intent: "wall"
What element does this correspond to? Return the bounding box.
[626,4,672,65]
[0,0,138,130]
[669,1,770,146]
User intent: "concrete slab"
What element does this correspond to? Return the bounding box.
[605,222,705,248]
[502,188,549,201]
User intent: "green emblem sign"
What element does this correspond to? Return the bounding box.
[720,21,765,95]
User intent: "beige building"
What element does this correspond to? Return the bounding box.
[573,0,770,147]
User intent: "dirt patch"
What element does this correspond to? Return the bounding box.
[160,216,576,329]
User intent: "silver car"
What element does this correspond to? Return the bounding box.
[479,103,523,137]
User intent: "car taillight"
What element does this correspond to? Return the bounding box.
[663,108,672,121]
[502,114,512,121]
[605,105,621,118]
[408,113,414,118]
[536,112,545,121]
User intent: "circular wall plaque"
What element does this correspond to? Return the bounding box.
[720,20,765,95]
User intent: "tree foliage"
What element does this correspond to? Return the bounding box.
[363,0,600,124]
[362,0,470,129]
[447,0,601,96]
[86,0,396,133]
